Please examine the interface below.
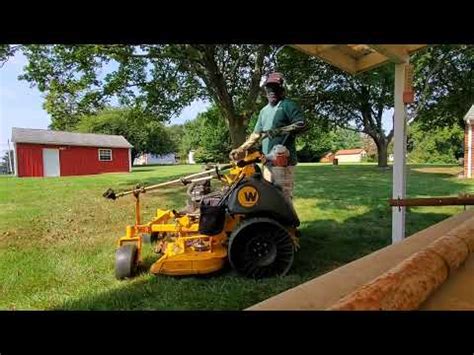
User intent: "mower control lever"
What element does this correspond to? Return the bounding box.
[236,157,261,168]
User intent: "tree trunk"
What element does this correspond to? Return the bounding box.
[374,138,389,168]
[228,115,248,148]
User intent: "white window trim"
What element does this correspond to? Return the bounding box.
[13,142,18,176]
[98,148,113,162]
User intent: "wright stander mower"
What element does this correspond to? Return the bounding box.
[103,139,300,280]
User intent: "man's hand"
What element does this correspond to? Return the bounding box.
[229,132,262,161]
[229,147,246,161]
[265,128,282,139]
[265,122,308,139]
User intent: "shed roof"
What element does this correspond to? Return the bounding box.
[335,148,366,156]
[12,127,133,148]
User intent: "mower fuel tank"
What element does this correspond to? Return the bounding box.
[227,174,300,227]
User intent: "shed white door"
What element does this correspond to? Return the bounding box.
[43,148,60,177]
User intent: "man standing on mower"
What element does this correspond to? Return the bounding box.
[229,72,307,201]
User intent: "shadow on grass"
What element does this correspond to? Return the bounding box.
[56,208,451,310]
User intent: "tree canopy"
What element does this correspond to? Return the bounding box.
[276,45,473,167]
[15,44,277,146]
[75,108,175,161]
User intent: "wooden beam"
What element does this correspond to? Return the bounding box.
[291,44,338,55]
[355,51,390,73]
[404,45,428,54]
[313,44,339,53]
[389,196,474,207]
[292,45,357,74]
[369,45,409,64]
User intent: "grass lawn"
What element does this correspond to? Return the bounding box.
[1,163,473,310]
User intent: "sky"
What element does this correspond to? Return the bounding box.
[0,51,210,154]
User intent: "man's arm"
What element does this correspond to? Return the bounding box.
[229,114,263,160]
[267,100,308,138]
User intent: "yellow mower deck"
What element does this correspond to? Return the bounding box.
[150,241,227,276]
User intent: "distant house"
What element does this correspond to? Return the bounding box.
[320,152,335,163]
[134,153,176,165]
[188,150,196,164]
[12,127,133,177]
[463,105,474,178]
[334,148,367,163]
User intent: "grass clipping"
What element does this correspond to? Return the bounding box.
[328,218,474,310]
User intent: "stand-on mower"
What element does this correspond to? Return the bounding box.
[103,148,300,280]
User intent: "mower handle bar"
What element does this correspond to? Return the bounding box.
[103,159,260,200]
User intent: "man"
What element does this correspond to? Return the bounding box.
[229,72,307,200]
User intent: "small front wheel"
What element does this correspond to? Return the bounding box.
[115,244,138,280]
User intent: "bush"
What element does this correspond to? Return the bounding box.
[407,122,463,164]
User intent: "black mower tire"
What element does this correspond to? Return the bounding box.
[115,244,138,280]
[228,217,295,279]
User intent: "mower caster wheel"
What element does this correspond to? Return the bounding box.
[115,244,138,280]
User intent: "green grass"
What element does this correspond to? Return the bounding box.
[1,163,473,310]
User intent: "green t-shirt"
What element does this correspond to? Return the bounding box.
[253,98,305,166]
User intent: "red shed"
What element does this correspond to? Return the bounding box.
[12,127,133,177]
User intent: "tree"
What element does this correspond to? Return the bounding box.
[361,134,379,161]
[407,122,464,164]
[0,150,14,174]
[409,45,473,129]
[296,125,363,162]
[0,45,19,67]
[330,128,363,151]
[276,46,395,167]
[13,44,277,146]
[179,119,202,161]
[166,124,185,160]
[179,105,232,163]
[75,108,174,161]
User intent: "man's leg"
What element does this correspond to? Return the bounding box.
[262,164,273,184]
[284,165,295,200]
[262,165,295,201]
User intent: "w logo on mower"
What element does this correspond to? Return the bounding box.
[237,186,259,207]
[245,191,258,202]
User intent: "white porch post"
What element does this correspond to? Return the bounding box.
[392,63,408,243]
[468,122,472,178]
